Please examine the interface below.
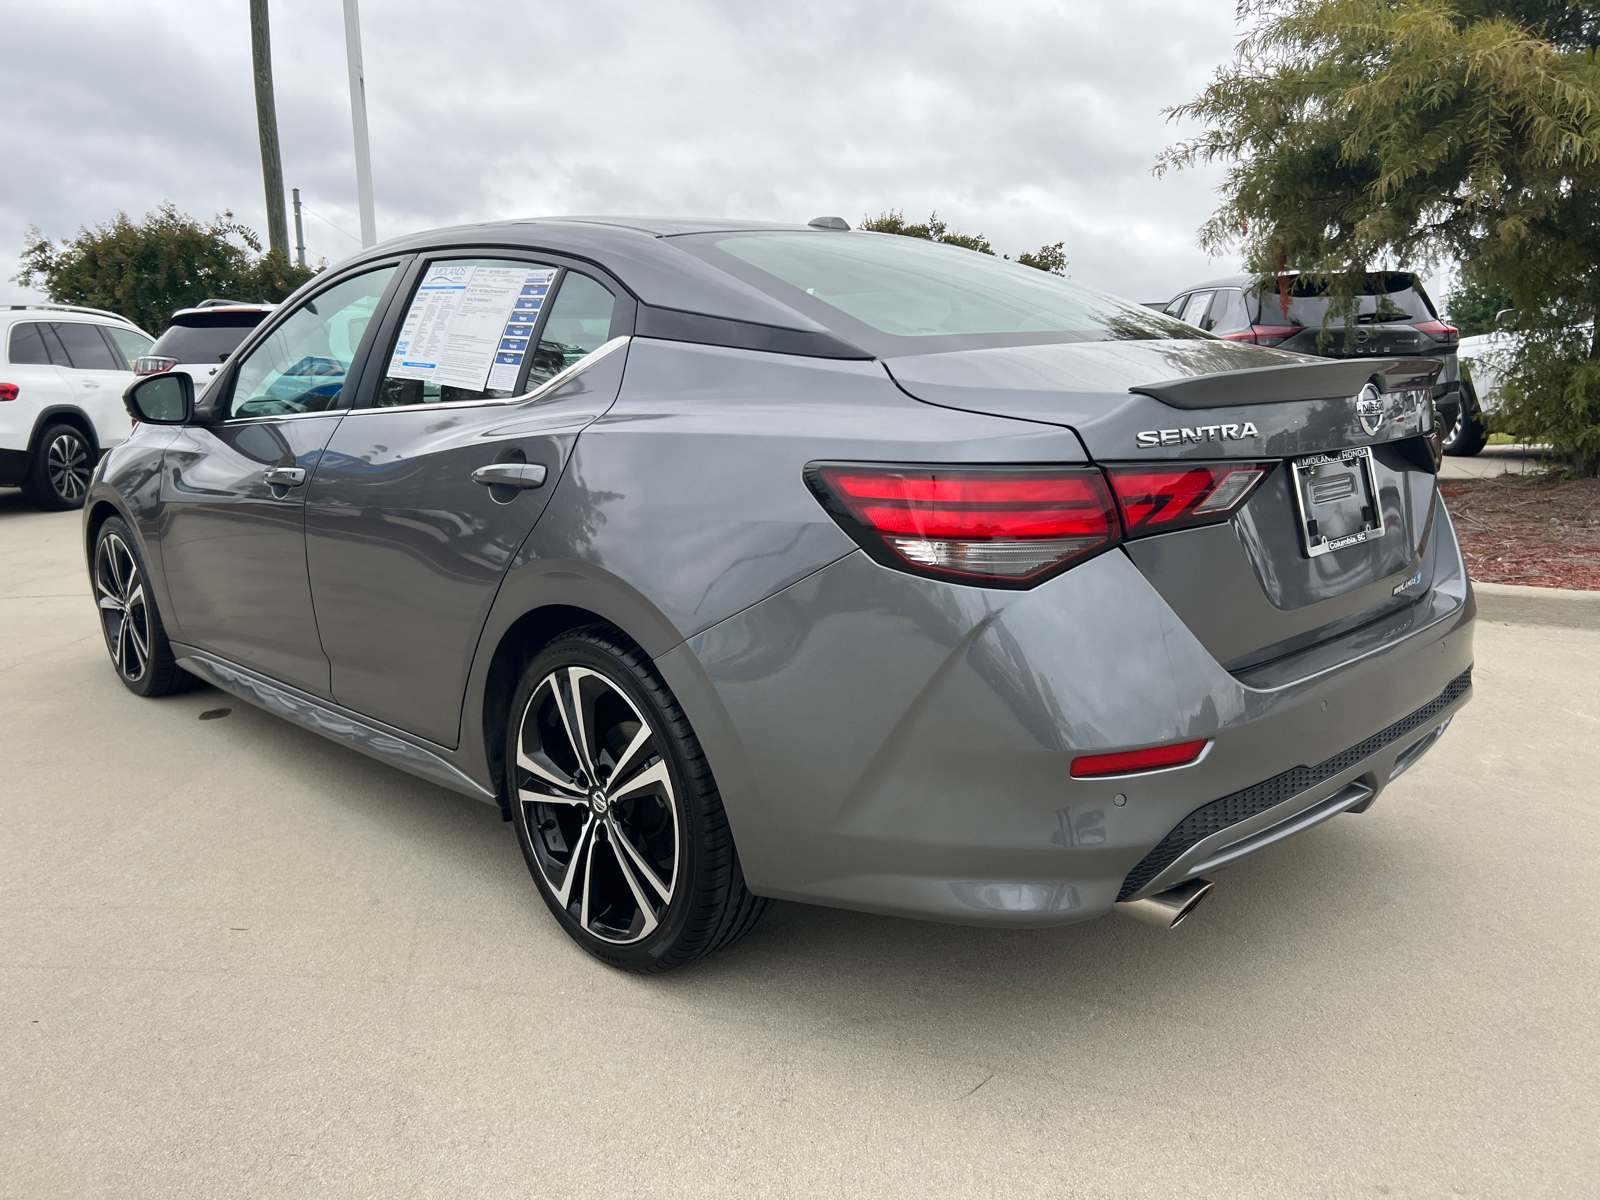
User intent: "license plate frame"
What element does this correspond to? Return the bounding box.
[1289,445,1385,558]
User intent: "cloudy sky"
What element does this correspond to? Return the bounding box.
[2,0,1252,307]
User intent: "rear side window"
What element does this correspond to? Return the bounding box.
[151,314,263,365]
[1206,289,1251,336]
[375,261,615,406]
[1177,291,1215,328]
[102,326,154,369]
[8,322,55,365]
[52,322,122,370]
[525,272,617,387]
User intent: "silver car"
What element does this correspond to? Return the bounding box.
[90,218,1475,971]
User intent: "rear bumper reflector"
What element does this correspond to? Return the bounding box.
[1070,739,1208,778]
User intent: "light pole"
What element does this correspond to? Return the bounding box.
[342,0,377,248]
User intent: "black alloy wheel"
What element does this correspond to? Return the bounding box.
[93,517,196,697]
[22,423,94,510]
[507,627,768,971]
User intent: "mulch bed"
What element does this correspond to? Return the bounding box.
[1439,471,1600,590]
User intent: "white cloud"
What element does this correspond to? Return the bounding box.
[0,0,1246,314]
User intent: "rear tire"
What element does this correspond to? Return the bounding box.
[93,517,198,697]
[506,625,769,972]
[21,423,94,510]
[1442,384,1488,457]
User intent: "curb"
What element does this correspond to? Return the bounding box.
[1473,580,1600,632]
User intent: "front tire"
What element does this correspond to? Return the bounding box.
[506,626,768,972]
[21,423,94,510]
[93,517,196,696]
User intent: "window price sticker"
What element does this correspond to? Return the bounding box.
[388,264,557,393]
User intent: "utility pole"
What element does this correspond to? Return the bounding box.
[248,0,289,257]
[342,0,377,248]
[291,188,307,268]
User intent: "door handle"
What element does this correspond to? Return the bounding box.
[263,466,307,487]
[81,381,100,389]
[472,463,547,489]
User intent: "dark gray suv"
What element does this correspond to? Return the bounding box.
[1162,273,1483,454]
[89,219,1475,971]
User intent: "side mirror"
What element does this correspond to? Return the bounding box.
[123,371,193,425]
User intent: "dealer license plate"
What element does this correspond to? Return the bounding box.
[1289,445,1385,558]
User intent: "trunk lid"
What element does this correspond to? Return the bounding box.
[885,339,1446,678]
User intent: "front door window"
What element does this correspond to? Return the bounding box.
[228,267,397,418]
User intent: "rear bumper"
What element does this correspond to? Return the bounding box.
[682,503,1475,928]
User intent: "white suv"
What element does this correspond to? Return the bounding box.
[1,304,154,510]
[139,300,275,393]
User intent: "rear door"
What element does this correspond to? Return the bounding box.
[49,320,139,448]
[304,254,633,747]
[157,263,404,696]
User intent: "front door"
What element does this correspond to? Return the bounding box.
[157,264,402,696]
[304,256,629,746]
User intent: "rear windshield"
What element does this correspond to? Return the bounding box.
[1251,274,1437,327]
[151,312,266,364]
[675,231,1203,357]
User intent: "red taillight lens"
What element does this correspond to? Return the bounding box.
[807,464,1120,585]
[1250,324,1299,347]
[1219,330,1257,342]
[1105,462,1273,536]
[1070,739,1208,778]
[135,356,178,376]
[0,383,17,402]
[1415,320,1458,344]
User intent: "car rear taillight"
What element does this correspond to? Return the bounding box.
[1105,462,1273,537]
[135,356,178,376]
[1071,739,1209,778]
[806,463,1120,585]
[1219,330,1257,343]
[1415,320,1458,344]
[1248,324,1299,347]
[0,383,17,402]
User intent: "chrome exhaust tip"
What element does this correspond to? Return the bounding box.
[1113,877,1214,930]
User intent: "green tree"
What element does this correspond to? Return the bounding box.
[859,209,1070,274]
[1447,275,1516,336]
[1160,0,1600,473]
[14,202,319,334]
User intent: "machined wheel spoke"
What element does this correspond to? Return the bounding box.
[550,815,596,908]
[114,615,130,675]
[609,758,670,804]
[97,593,122,611]
[578,830,600,930]
[515,743,586,798]
[606,838,661,936]
[608,723,654,790]
[561,667,599,779]
[607,815,673,904]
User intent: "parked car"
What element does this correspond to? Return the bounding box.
[1452,331,1507,455]
[1160,273,1482,454]
[138,300,275,393]
[91,219,1474,971]
[1,303,153,509]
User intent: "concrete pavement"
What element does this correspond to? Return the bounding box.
[1438,443,1557,479]
[2,487,1597,1198]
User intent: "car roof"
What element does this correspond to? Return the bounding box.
[2,302,146,328]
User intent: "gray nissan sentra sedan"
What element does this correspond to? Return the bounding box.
[89,217,1474,971]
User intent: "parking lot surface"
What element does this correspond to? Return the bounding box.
[3,488,1597,1199]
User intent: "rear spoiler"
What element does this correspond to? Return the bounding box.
[1131,357,1441,410]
